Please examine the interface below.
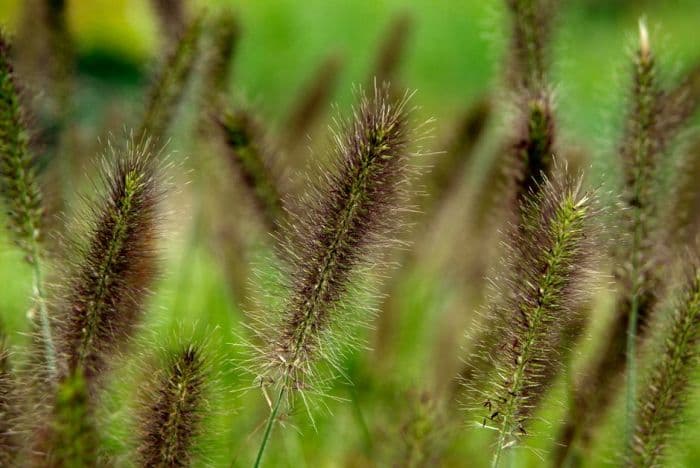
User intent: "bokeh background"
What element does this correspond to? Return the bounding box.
[1,0,700,466]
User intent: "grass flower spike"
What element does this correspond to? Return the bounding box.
[56,139,163,384]
[138,14,203,142]
[0,32,56,378]
[473,172,598,467]
[251,84,417,466]
[137,343,207,467]
[630,258,700,467]
[217,107,284,231]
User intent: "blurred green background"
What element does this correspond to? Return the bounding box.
[2,0,700,466]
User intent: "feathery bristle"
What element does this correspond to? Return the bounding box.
[473,171,598,464]
[56,139,162,383]
[284,53,342,144]
[137,14,202,142]
[136,344,206,467]
[505,0,555,91]
[0,33,45,261]
[253,84,415,397]
[0,336,20,466]
[44,371,99,466]
[629,259,700,467]
[217,107,283,231]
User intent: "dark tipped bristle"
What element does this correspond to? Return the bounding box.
[0,32,45,261]
[217,107,284,231]
[138,14,202,143]
[56,140,162,383]
[505,0,555,91]
[630,260,700,467]
[137,344,206,467]
[260,84,413,391]
[284,53,342,143]
[474,171,598,451]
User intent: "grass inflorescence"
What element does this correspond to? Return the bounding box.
[2,2,700,467]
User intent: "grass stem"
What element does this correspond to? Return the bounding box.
[254,387,284,468]
[30,234,57,381]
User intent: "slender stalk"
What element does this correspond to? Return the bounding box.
[31,243,57,380]
[625,285,640,449]
[254,387,284,468]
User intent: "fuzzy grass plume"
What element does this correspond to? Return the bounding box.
[250,84,418,466]
[284,53,342,145]
[55,139,163,384]
[505,0,556,91]
[427,96,491,209]
[137,14,202,142]
[508,89,556,206]
[0,32,57,378]
[370,12,413,86]
[136,343,207,467]
[470,171,598,467]
[629,258,700,467]
[553,23,694,464]
[217,107,284,232]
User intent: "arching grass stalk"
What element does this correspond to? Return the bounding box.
[0,33,56,379]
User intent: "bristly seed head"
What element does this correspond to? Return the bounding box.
[630,257,700,467]
[472,170,600,457]
[250,84,417,402]
[55,138,163,384]
[217,107,284,232]
[0,32,44,263]
[505,0,556,91]
[136,344,207,467]
[137,14,203,143]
